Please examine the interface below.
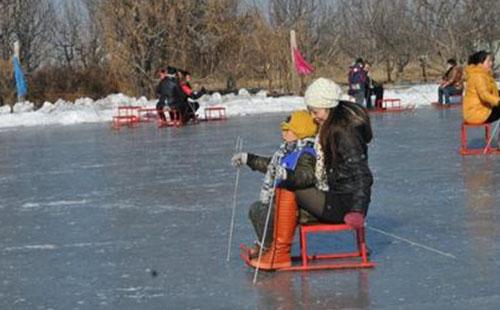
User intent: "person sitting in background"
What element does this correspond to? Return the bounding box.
[364,62,384,109]
[438,58,463,105]
[463,50,500,125]
[348,58,367,106]
[178,70,206,123]
[231,110,318,270]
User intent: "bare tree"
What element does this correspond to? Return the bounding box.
[8,0,54,71]
[97,0,175,95]
[0,0,54,107]
[50,1,83,68]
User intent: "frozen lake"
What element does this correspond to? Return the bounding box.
[1,107,500,309]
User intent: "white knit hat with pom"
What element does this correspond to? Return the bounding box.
[304,78,353,108]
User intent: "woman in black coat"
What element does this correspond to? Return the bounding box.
[296,78,373,229]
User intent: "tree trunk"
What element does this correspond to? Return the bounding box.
[226,75,236,91]
[385,60,392,83]
[420,58,428,82]
[395,63,405,83]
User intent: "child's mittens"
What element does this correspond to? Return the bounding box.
[231,152,248,167]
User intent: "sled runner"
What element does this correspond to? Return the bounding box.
[431,102,461,110]
[158,108,183,128]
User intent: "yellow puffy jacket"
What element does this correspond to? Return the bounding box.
[463,65,499,124]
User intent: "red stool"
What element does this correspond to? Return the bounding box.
[460,122,496,155]
[280,223,375,271]
[204,107,227,121]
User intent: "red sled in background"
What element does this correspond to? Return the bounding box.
[370,98,415,113]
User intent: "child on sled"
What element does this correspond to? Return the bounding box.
[231,110,318,270]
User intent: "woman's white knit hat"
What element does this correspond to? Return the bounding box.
[304,78,353,108]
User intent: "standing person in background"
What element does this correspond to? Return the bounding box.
[364,62,384,109]
[438,58,464,105]
[348,58,367,106]
[463,51,500,125]
[155,69,169,122]
[296,78,374,230]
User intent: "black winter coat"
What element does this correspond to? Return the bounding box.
[323,120,373,221]
[156,77,184,108]
[247,152,316,191]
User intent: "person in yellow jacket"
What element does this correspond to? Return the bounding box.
[463,50,500,124]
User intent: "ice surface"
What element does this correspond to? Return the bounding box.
[0,107,499,309]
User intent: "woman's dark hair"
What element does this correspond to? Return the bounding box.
[319,101,372,167]
[468,51,491,65]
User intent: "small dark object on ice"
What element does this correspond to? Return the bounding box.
[151,269,158,277]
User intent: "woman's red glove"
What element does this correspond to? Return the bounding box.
[344,212,364,229]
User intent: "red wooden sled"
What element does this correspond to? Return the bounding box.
[204,106,227,121]
[112,106,141,129]
[370,98,415,113]
[240,223,375,271]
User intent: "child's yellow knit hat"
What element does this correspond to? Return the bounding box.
[280,110,318,139]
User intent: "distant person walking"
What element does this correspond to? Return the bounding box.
[463,51,500,124]
[438,58,463,105]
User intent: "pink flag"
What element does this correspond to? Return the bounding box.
[293,48,314,75]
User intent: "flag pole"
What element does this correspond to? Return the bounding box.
[290,30,298,95]
[14,41,21,103]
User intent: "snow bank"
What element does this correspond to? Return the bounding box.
[0,84,440,129]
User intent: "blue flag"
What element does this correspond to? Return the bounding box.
[13,56,27,98]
